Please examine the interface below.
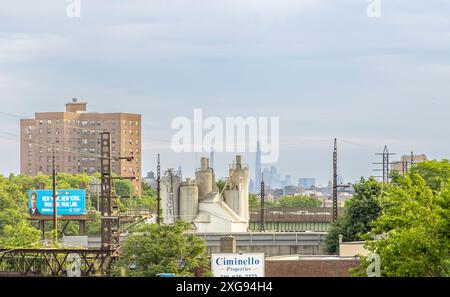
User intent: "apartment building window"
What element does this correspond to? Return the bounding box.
[123,129,126,135]
[129,121,133,126]
[135,121,139,126]
[47,120,52,125]
[56,120,60,124]
[136,139,139,145]
[129,139,133,145]
[82,121,88,126]
[47,148,51,153]
[136,130,140,136]
[89,157,96,162]
[56,128,60,135]
[82,139,88,145]
[47,128,51,134]
[129,130,133,135]
[39,128,43,134]
[97,121,101,126]
[123,120,126,125]
[28,134,32,139]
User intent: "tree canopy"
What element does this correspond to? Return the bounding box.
[325,177,382,254]
[113,221,210,276]
[354,160,450,276]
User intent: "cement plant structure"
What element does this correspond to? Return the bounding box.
[160,155,250,232]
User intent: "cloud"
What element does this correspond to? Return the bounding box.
[0,33,71,63]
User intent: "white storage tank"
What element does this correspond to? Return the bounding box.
[160,169,182,224]
[179,178,199,223]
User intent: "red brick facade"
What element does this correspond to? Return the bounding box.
[265,259,360,277]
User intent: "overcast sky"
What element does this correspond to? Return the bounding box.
[1,0,449,186]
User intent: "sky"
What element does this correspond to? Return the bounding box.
[0,0,450,186]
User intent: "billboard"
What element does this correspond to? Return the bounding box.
[211,253,265,277]
[28,189,87,216]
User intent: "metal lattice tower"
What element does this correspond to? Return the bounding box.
[259,174,265,232]
[100,132,135,274]
[332,138,338,222]
[332,139,350,223]
[156,154,161,225]
[374,146,396,184]
[100,133,114,272]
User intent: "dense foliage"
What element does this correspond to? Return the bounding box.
[113,221,210,276]
[0,173,156,248]
[354,160,450,276]
[325,177,382,254]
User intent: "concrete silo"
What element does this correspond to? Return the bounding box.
[195,157,214,199]
[179,178,199,223]
[160,168,182,224]
[223,155,250,220]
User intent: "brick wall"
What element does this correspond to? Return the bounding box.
[265,259,360,277]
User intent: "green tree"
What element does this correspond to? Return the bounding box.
[249,194,260,210]
[325,177,382,254]
[114,221,210,277]
[0,221,41,249]
[272,195,322,208]
[356,162,450,276]
[216,180,226,193]
[136,182,157,211]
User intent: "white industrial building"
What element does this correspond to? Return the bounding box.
[161,155,250,232]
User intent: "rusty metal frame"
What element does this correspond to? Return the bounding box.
[0,248,113,276]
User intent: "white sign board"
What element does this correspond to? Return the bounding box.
[211,253,265,277]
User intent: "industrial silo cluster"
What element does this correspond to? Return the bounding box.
[161,155,250,232]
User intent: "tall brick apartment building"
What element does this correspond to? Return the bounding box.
[20,99,142,193]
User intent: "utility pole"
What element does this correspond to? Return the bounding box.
[259,173,265,232]
[52,143,58,243]
[156,154,161,225]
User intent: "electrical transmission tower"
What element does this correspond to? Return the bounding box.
[156,154,161,225]
[373,145,396,184]
[259,173,265,232]
[100,132,135,274]
[332,138,349,222]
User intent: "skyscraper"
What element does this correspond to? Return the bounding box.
[255,140,262,191]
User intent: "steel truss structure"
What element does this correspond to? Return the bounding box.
[0,249,111,276]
